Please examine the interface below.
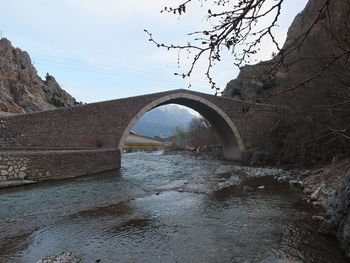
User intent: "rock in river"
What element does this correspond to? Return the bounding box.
[320,168,350,258]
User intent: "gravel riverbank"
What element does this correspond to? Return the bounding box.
[215,156,350,211]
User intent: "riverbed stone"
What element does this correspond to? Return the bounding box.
[34,252,81,263]
[243,185,255,192]
[312,215,325,222]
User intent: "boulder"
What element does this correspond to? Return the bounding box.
[320,168,350,258]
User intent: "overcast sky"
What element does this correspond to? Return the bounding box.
[1,0,308,103]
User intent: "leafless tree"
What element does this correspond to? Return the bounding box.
[187,118,221,148]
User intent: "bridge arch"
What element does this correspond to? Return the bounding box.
[119,92,245,160]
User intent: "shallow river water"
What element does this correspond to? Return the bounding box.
[0,151,347,263]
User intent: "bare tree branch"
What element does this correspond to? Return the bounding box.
[146,0,286,92]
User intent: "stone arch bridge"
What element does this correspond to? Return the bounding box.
[0,89,275,182]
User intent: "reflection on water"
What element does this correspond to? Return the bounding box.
[0,151,347,263]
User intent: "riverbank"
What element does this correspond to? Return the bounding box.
[163,148,223,160]
[189,152,350,259]
[0,179,37,188]
[171,149,349,211]
[279,157,350,209]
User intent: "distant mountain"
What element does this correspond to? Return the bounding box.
[132,104,198,138]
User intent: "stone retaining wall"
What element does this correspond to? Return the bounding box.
[0,149,120,182]
[0,155,29,180]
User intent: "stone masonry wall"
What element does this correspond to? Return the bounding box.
[0,149,120,182]
[0,89,275,152]
[0,155,28,180]
[197,92,278,149]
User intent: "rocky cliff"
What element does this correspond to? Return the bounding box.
[0,38,79,114]
[223,0,350,103]
[223,0,350,164]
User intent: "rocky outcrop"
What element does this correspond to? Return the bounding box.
[223,61,275,100]
[0,38,79,114]
[223,0,350,103]
[320,167,350,258]
[223,0,350,164]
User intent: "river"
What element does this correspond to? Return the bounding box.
[0,151,347,263]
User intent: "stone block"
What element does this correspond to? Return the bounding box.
[18,172,26,179]
[0,175,7,181]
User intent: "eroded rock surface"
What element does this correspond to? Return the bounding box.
[223,0,350,164]
[223,0,350,104]
[0,38,79,113]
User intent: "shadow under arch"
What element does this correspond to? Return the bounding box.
[119,92,245,161]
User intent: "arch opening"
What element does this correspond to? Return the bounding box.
[119,93,245,161]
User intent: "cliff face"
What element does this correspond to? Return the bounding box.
[0,38,78,114]
[223,0,350,102]
[223,0,350,164]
